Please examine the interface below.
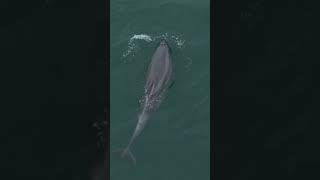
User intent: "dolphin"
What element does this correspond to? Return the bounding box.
[115,39,173,166]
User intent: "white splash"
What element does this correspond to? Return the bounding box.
[122,33,186,58]
[122,34,153,58]
[130,34,153,42]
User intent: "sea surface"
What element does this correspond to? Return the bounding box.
[110,0,210,179]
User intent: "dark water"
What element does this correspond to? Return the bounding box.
[110,0,210,180]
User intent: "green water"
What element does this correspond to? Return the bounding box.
[110,0,210,179]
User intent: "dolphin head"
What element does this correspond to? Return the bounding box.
[158,39,172,53]
[160,39,168,46]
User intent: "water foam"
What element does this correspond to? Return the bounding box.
[122,33,186,58]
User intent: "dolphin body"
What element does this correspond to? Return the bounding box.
[116,40,173,166]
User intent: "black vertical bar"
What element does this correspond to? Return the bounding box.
[211,0,215,178]
[106,0,111,178]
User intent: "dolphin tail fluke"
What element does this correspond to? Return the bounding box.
[113,148,136,166]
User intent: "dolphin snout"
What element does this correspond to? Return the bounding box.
[160,39,168,46]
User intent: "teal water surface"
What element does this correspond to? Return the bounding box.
[110,0,210,179]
